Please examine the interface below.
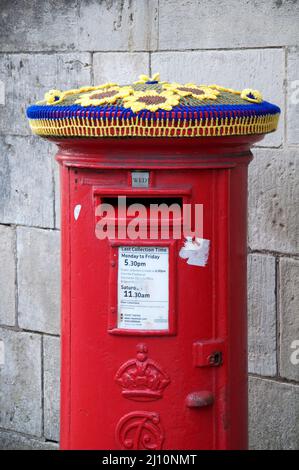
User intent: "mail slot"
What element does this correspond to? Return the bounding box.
[27,74,280,450]
[95,193,184,229]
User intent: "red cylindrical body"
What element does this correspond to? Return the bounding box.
[55,135,261,450]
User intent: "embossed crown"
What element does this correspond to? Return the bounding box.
[115,343,170,402]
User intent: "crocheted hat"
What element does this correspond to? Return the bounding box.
[27,73,280,139]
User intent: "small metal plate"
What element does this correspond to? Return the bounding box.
[131,171,150,188]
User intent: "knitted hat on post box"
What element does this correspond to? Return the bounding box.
[27,73,280,139]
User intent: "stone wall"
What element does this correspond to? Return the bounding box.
[0,0,298,450]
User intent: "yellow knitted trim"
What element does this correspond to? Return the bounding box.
[28,113,279,138]
[208,84,241,95]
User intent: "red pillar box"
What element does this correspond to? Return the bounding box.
[27,75,280,450]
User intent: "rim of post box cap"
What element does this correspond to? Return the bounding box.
[26,73,280,141]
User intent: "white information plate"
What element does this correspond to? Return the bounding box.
[117,246,169,330]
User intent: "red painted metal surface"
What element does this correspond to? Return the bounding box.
[54,136,262,450]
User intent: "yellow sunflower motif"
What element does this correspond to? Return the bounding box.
[122,90,180,113]
[134,73,162,84]
[163,83,219,100]
[75,85,133,107]
[40,85,110,105]
[42,89,66,105]
[240,88,263,103]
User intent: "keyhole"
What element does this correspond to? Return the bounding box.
[209,351,223,366]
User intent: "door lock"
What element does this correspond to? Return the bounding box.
[208,351,223,366]
[193,339,225,367]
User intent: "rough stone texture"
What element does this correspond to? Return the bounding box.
[151,48,284,147]
[93,52,149,84]
[17,227,60,335]
[159,0,299,50]
[0,136,54,228]
[0,0,79,52]
[44,335,60,442]
[0,429,58,450]
[0,328,42,436]
[279,258,299,382]
[248,254,276,376]
[78,0,158,52]
[249,376,299,450]
[249,148,299,254]
[287,47,299,145]
[0,53,91,136]
[0,1,158,53]
[0,225,16,326]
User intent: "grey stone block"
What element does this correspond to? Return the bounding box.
[0,0,158,53]
[0,0,78,52]
[287,47,299,145]
[17,227,60,335]
[279,258,299,382]
[0,328,42,436]
[159,0,299,50]
[0,136,54,228]
[248,254,276,376]
[0,53,91,135]
[78,0,158,52]
[0,429,58,450]
[248,148,299,254]
[44,335,60,442]
[93,52,149,84]
[0,225,16,326]
[249,376,299,450]
[151,48,284,147]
